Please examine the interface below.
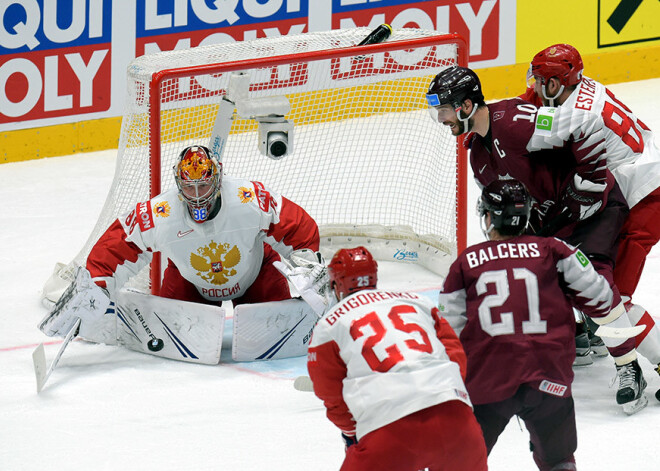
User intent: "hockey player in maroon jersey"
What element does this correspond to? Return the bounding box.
[307,247,488,471]
[524,44,660,392]
[439,180,647,470]
[426,65,648,411]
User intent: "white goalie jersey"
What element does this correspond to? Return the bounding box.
[528,76,660,208]
[86,175,319,302]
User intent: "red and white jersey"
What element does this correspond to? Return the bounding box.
[526,77,660,207]
[86,175,319,301]
[439,235,621,405]
[307,290,470,440]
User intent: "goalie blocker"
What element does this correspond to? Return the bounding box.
[38,267,317,364]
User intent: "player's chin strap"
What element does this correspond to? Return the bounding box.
[479,214,495,240]
[540,83,564,107]
[455,102,478,133]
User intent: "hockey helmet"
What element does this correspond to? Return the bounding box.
[426,66,485,110]
[529,44,583,88]
[328,247,378,300]
[478,179,531,237]
[173,145,222,223]
[426,66,485,132]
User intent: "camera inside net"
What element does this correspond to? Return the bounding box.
[232,87,294,160]
[257,116,293,160]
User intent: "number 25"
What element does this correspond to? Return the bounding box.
[350,305,433,372]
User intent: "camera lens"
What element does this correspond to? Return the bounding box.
[267,131,288,158]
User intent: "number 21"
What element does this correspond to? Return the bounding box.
[476,268,547,336]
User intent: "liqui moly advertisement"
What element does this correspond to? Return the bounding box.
[0,0,515,132]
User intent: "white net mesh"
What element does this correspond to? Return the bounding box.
[44,28,464,298]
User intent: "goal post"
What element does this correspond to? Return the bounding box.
[42,28,468,302]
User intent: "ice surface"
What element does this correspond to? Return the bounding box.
[1,79,659,470]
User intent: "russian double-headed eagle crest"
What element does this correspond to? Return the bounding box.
[238,186,255,203]
[153,201,170,217]
[190,241,241,285]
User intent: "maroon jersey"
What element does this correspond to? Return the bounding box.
[467,99,611,223]
[439,235,618,405]
[468,99,628,260]
[469,100,566,201]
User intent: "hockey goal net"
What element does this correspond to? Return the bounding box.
[43,28,467,301]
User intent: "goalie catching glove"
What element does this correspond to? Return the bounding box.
[38,266,112,341]
[273,249,332,316]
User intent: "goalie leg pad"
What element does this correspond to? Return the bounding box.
[115,289,225,365]
[232,298,318,361]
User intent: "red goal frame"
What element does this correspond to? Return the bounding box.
[147,33,468,294]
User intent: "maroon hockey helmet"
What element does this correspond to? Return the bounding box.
[426,66,485,109]
[426,66,485,133]
[529,44,583,87]
[478,179,531,237]
[173,145,222,223]
[328,247,378,299]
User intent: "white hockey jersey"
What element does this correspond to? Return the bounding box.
[307,290,471,440]
[86,176,319,301]
[528,76,660,208]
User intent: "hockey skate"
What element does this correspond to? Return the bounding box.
[573,331,593,366]
[588,332,608,357]
[615,359,648,415]
[585,315,608,357]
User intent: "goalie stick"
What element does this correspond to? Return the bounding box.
[32,317,81,393]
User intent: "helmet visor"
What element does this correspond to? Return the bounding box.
[526,64,538,88]
[427,103,458,123]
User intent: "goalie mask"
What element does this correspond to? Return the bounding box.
[528,44,583,106]
[478,179,531,238]
[426,66,485,134]
[328,247,378,300]
[174,145,222,223]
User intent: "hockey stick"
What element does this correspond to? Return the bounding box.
[535,210,572,237]
[355,24,392,60]
[594,323,646,339]
[293,375,314,392]
[32,317,81,393]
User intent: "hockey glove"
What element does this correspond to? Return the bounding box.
[528,199,557,234]
[273,249,332,316]
[341,432,358,451]
[560,174,605,222]
[38,266,112,340]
